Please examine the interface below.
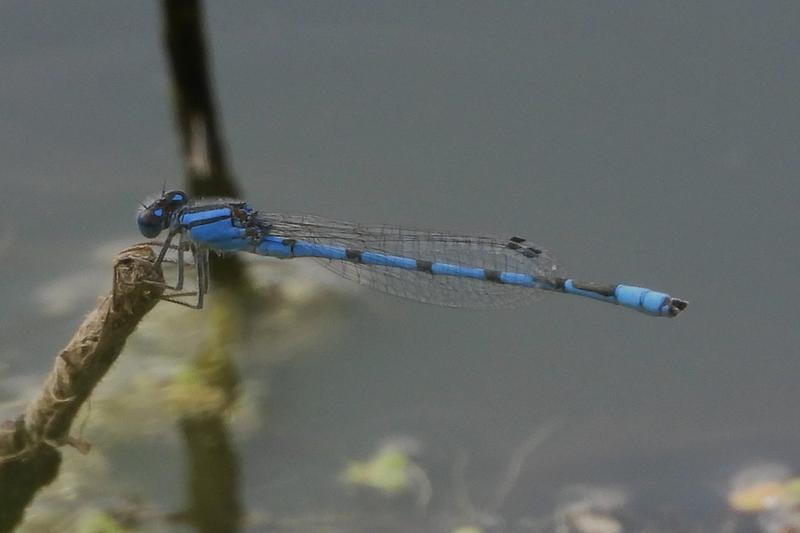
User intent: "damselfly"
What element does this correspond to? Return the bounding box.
[137,190,688,317]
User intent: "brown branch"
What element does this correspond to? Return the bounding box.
[0,245,164,532]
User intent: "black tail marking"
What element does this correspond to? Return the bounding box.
[345,249,363,262]
[416,259,434,273]
[484,269,503,283]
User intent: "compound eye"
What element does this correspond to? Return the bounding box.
[137,209,164,238]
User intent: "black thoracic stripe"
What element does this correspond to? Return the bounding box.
[521,248,540,258]
[572,280,616,297]
[506,242,521,250]
[345,248,363,262]
[484,269,503,283]
[182,205,224,213]
[184,214,232,229]
[509,236,526,243]
[416,259,433,273]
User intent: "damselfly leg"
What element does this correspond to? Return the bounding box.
[134,230,209,309]
[157,240,209,309]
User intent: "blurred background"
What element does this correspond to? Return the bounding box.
[1,2,799,531]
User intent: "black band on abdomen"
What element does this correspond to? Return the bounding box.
[416,260,433,273]
[345,249,363,262]
[484,269,503,283]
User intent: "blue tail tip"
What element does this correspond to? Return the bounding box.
[616,285,689,317]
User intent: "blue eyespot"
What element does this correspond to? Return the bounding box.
[169,191,188,205]
[154,208,164,217]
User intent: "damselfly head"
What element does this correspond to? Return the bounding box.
[137,190,189,238]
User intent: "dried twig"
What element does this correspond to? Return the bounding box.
[0,245,164,532]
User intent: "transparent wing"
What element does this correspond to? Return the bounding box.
[256,213,564,309]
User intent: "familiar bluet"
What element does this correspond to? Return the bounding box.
[137,191,688,317]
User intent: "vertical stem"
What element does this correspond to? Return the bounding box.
[161,0,251,291]
[161,0,237,198]
[160,3,246,531]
